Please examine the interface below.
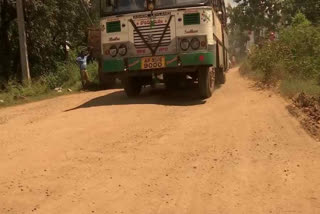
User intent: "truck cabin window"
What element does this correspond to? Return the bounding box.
[101,0,207,15]
[101,0,146,14]
[156,0,206,8]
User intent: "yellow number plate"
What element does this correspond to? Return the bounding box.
[141,56,166,70]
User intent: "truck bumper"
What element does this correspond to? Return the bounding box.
[102,51,215,73]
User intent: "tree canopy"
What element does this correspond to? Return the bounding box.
[230,0,282,32]
[282,0,320,25]
[0,0,96,86]
[228,0,320,56]
[229,0,319,33]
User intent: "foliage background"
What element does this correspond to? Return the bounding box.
[239,13,320,97]
[228,0,320,57]
[0,0,99,88]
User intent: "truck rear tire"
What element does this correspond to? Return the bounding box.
[216,68,226,84]
[198,67,215,99]
[123,77,142,97]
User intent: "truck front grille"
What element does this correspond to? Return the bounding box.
[134,24,171,49]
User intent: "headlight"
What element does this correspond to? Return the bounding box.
[109,45,118,57]
[191,38,200,50]
[201,40,207,48]
[180,38,190,51]
[118,44,127,56]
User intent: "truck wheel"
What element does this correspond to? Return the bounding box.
[98,61,116,89]
[198,67,215,99]
[215,68,226,85]
[123,77,142,97]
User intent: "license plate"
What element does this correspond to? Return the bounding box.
[141,56,166,70]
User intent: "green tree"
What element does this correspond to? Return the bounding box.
[282,0,320,25]
[0,0,17,84]
[231,0,282,34]
[249,13,320,83]
[228,0,319,54]
[0,0,96,86]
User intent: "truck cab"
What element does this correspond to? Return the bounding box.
[98,0,229,98]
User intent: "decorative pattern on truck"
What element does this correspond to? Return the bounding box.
[129,15,173,56]
[133,17,172,49]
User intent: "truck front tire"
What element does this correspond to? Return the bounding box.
[123,77,142,97]
[198,67,215,99]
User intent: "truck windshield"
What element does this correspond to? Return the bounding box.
[156,0,206,9]
[101,0,207,16]
[101,0,146,15]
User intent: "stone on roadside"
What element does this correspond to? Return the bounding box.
[54,87,63,93]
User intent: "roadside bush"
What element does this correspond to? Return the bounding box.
[42,62,80,89]
[249,42,282,83]
[279,14,320,80]
[243,13,320,97]
[0,80,49,104]
[87,61,99,84]
[0,55,99,106]
[239,60,265,81]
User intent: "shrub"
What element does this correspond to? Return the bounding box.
[40,56,98,90]
[0,54,99,106]
[279,15,320,80]
[245,13,320,96]
[87,61,99,84]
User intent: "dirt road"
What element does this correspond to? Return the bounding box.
[1,68,320,214]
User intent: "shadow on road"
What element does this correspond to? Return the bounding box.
[82,81,123,92]
[65,85,207,111]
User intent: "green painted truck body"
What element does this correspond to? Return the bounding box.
[102,51,216,73]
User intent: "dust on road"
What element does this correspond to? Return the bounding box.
[1,68,320,214]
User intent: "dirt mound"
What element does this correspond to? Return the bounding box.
[288,93,320,140]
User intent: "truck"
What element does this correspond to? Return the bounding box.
[96,0,229,98]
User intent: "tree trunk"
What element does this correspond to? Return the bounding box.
[0,0,16,83]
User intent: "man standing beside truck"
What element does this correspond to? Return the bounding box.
[76,51,91,88]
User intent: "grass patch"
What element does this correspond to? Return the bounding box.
[280,79,320,98]
[0,61,99,108]
[240,58,320,99]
